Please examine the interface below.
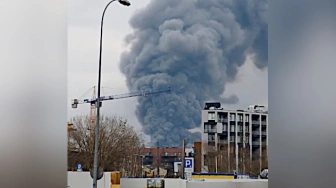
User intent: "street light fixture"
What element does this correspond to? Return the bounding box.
[92,1,130,188]
[118,0,131,6]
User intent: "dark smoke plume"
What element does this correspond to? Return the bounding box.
[119,0,268,146]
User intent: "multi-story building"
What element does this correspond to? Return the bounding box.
[201,102,268,174]
[139,142,203,174]
[140,147,183,169]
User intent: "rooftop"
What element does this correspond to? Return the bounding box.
[203,102,268,114]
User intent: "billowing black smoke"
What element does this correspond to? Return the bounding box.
[119,0,268,146]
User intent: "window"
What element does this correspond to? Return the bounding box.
[204,124,210,132]
[164,152,168,156]
[245,115,249,122]
[174,153,177,156]
[238,115,243,122]
[237,136,242,142]
[218,113,226,122]
[208,134,215,141]
[230,135,235,142]
[230,114,235,121]
[223,124,227,131]
[230,125,235,132]
[208,112,216,120]
[245,125,249,132]
[237,125,243,132]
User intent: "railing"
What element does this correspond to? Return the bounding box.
[252,141,260,145]
[218,139,228,144]
[218,118,228,123]
[204,128,217,133]
[252,131,260,135]
[252,120,260,124]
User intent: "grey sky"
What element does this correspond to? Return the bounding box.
[68,0,268,140]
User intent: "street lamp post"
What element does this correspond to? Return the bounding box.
[92,1,130,188]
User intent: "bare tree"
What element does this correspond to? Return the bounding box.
[238,146,251,174]
[250,149,262,176]
[202,143,235,173]
[261,147,268,170]
[202,142,216,172]
[68,114,144,174]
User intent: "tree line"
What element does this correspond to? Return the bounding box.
[68,115,144,177]
[203,143,268,176]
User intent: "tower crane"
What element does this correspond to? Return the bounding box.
[71,87,171,130]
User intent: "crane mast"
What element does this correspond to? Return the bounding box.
[89,86,97,131]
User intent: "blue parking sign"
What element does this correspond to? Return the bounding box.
[185,159,193,168]
[77,163,82,171]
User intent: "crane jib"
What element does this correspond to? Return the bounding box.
[71,88,171,108]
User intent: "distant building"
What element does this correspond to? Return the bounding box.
[139,141,203,176]
[201,102,268,173]
[140,147,183,169]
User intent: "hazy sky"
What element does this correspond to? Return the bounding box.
[68,0,268,136]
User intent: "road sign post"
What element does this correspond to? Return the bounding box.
[184,157,194,180]
[184,158,194,172]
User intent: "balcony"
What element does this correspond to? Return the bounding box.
[236,128,243,132]
[204,128,217,133]
[252,120,260,125]
[208,137,216,142]
[218,139,228,144]
[252,131,260,135]
[252,141,260,146]
[218,118,228,123]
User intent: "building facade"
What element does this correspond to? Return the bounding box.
[138,142,203,177]
[201,102,268,174]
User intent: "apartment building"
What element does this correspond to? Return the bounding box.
[201,102,268,173]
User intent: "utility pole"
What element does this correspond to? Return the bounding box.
[157,142,160,177]
[181,139,186,179]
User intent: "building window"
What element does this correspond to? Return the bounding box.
[164,152,168,156]
[208,112,215,120]
[230,125,235,132]
[204,124,211,132]
[230,114,235,121]
[245,125,249,132]
[174,153,177,156]
[238,115,243,122]
[237,136,242,142]
[208,134,216,141]
[218,113,226,122]
[237,125,243,132]
[245,115,249,122]
[223,124,227,131]
[230,135,235,142]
